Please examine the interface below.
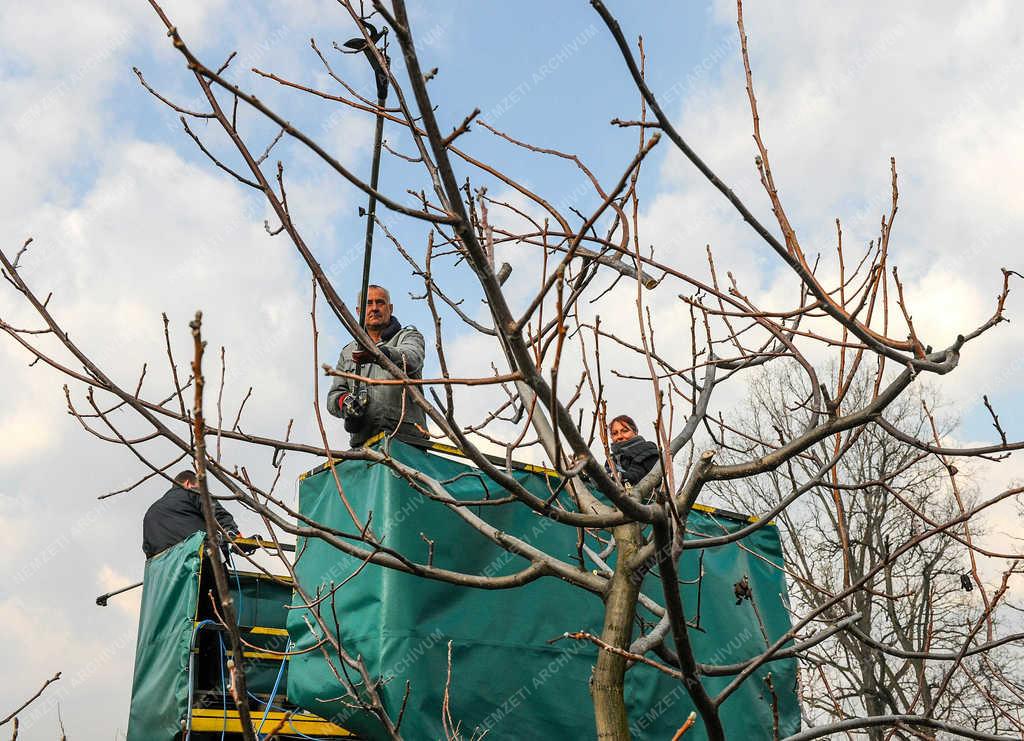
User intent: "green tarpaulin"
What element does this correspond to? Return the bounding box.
[126,530,204,741]
[286,438,800,739]
[125,533,301,739]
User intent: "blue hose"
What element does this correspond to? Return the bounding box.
[218,634,228,741]
[190,619,317,741]
[226,549,245,624]
[218,555,319,741]
[255,643,288,738]
[184,619,217,741]
[250,645,323,741]
[244,690,322,741]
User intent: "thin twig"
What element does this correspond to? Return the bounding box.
[1,673,61,726]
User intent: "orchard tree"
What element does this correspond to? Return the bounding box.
[3,2,1023,739]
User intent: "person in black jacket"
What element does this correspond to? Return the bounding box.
[605,415,660,486]
[142,470,241,558]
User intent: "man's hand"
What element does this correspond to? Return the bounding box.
[341,392,367,420]
[353,346,393,365]
[230,535,259,555]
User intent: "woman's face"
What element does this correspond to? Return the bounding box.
[609,420,636,444]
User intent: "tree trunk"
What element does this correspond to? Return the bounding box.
[591,522,642,740]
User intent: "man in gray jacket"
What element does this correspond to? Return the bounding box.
[327,284,427,446]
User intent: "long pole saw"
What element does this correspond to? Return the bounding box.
[343,22,389,394]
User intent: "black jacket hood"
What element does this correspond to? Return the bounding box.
[380,316,402,342]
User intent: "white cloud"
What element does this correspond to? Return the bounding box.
[0,37,324,741]
[0,2,137,74]
[646,1,1024,405]
[0,403,57,466]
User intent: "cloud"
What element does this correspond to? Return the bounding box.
[647,1,1024,407]
[0,53,322,741]
[0,396,60,467]
[0,0,403,732]
[0,1,138,74]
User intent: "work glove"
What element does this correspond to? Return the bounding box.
[352,346,394,365]
[235,535,260,555]
[341,390,368,434]
[341,393,367,420]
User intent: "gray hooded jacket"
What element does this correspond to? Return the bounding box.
[326,317,427,446]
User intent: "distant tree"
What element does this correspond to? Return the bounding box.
[717,365,1024,738]
[2,1,1023,739]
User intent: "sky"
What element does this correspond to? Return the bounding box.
[1,1,1023,737]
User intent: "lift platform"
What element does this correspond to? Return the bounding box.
[286,435,801,740]
[126,435,800,739]
[125,533,355,740]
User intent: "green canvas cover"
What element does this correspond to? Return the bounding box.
[231,571,291,630]
[287,439,799,739]
[126,530,204,741]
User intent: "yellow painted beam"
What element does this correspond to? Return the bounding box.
[249,626,290,636]
[191,708,353,736]
[192,623,290,637]
[241,650,289,661]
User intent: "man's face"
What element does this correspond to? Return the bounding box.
[361,287,393,331]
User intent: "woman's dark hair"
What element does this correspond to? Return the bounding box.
[174,470,198,487]
[609,414,638,433]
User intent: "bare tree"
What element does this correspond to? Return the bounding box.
[3,1,1024,739]
[717,365,1024,738]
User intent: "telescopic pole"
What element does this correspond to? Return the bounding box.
[343,24,389,400]
[358,59,388,331]
[344,23,389,334]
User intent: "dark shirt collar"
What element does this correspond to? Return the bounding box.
[380,316,402,342]
[611,435,649,454]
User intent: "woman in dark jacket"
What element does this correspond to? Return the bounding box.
[605,414,660,486]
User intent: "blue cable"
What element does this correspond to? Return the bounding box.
[226,549,245,624]
[225,550,313,740]
[218,633,228,741]
[243,646,324,741]
[284,720,322,741]
[255,642,289,739]
[185,619,217,741]
[221,553,320,741]
[243,692,321,741]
